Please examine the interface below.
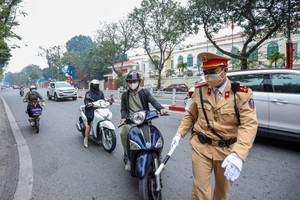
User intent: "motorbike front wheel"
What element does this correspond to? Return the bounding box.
[35,119,40,133]
[139,165,162,200]
[101,128,116,153]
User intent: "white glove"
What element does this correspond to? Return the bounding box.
[170,133,181,148]
[221,153,243,182]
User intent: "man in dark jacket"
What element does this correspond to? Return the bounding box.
[23,85,45,119]
[83,79,105,148]
[120,71,167,171]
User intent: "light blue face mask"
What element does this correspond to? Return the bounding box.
[31,89,36,92]
[204,70,223,79]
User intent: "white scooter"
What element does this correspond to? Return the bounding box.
[76,98,116,152]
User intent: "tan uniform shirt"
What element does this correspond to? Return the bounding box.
[177,78,258,161]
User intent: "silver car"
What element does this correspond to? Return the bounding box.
[185,69,300,142]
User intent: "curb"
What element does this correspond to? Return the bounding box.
[162,104,186,112]
[1,96,33,200]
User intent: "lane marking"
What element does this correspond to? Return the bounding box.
[1,96,33,200]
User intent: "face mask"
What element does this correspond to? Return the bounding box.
[31,89,36,92]
[129,82,139,90]
[204,70,224,87]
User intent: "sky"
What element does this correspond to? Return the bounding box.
[5,0,207,73]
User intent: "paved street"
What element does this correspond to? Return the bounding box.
[0,88,300,200]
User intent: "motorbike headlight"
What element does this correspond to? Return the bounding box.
[155,137,163,148]
[131,112,146,125]
[130,140,141,150]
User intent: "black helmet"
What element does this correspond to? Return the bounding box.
[126,71,141,82]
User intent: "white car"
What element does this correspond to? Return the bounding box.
[47,81,77,101]
[185,69,300,142]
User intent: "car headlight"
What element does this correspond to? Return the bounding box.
[130,140,141,150]
[131,112,146,125]
[155,137,163,148]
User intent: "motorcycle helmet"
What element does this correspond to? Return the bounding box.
[91,79,99,90]
[126,71,141,82]
[30,85,37,92]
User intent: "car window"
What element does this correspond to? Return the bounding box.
[56,83,72,87]
[271,73,300,94]
[228,74,264,92]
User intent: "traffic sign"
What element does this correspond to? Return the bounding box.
[62,66,68,73]
[68,66,75,76]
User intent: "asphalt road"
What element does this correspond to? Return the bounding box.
[2,88,300,200]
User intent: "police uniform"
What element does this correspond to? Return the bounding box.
[177,52,258,200]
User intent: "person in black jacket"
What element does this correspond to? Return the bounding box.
[120,71,167,171]
[83,79,105,148]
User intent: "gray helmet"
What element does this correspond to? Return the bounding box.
[126,71,141,82]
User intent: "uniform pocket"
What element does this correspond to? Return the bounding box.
[220,107,238,125]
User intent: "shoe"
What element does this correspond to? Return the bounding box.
[83,137,88,148]
[125,160,131,171]
[28,117,33,122]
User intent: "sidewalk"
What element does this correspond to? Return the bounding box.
[0,97,19,200]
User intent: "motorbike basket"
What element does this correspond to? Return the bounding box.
[32,108,42,116]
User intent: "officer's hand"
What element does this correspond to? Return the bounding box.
[221,153,243,182]
[120,118,126,125]
[160,108,167,115]
[170,133,181,148]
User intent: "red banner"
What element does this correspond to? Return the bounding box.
[67,76,71,85]
[286,42,293,69]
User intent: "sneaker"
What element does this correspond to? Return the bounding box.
[83,137,88,148]
[125,160,131,171]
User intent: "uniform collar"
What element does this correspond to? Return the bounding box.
[213,78,228,94]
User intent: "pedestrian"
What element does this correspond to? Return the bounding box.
[120,71,167,171]
[83,79,105,148]
[170,52,258,200]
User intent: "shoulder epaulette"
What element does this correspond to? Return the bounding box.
[238,85,249,93]
[195,81,207,88]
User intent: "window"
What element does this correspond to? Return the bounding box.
[248,46,258,61]
[231,47,239,64]
[267,42,279,59]
[271,73,300,94]
[293,43,298,58]
[187,54,193,67]
[171,60,173,69]
[136,65,140,70]
[228,74,265,92]
[178,56,183,64]
[216,50,224,56]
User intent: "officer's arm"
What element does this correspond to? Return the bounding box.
[231,90,258,161]
[176,91,198,138]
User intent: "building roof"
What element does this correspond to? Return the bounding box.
[114,61,138,67]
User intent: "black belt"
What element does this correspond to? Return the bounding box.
[196,132,237,148]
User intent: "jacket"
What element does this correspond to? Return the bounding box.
[121,88,164,119]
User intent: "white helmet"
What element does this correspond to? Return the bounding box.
[91,79,99,85]
[30,85,36,89]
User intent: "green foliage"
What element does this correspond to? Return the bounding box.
[184,69,193,77]
[165,68,176,77]
[66,35,95,52]
[177,62,188,75]
[129,0,192,89]
[0,39,11,68]
[267,52,285,68]
[188,0,300,70]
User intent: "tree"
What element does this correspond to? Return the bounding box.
[129,0,191,89]
[0,0,26,70]
[193,63,202,76]
[66,35,95,52]
[177,62,188,76]
[165,68,176,77]
[268,52,285,68]
[39,46,64,80]
[188,0,300,70]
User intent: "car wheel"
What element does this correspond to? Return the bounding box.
[47,92,52,100]
[54,93,59,102]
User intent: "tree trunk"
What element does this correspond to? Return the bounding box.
[158,69,162,90]
[241,57,248,70]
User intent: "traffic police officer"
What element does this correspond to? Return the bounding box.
[171,52,258,200]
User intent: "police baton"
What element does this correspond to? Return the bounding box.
[155,146,177,176]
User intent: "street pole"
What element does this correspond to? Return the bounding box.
[286,0,293,69]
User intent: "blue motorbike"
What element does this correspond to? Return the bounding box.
[119,110,167,200]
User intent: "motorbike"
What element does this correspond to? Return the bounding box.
[20,89,24,96]
[76,98,116,153]
[24,100,43,133]
[119,110,167,200]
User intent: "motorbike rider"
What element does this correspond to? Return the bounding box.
[83,79,105,148]
[23,85,45,119]
[120,71,167,171]
[20,85,25,90]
